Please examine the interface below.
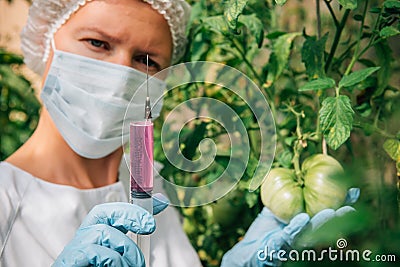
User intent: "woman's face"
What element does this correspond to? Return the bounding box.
[45,0,173,76]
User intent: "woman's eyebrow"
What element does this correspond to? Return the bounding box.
[76,26,122,43]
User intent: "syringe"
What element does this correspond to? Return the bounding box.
[130,54,153,266]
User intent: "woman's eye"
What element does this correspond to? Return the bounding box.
[136,56,160,71]
[87,39,109,50]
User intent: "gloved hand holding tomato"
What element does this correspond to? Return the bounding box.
[221,154,360,266]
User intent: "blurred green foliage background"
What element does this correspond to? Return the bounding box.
[0,49,40,160]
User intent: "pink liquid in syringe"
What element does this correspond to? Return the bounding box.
[130,121,154,194]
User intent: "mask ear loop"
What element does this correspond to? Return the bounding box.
[51,39,57,52]
[49,38,63,77]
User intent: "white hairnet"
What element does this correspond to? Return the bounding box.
[21,0,191,75]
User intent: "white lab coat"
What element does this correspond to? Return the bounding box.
[0,161,202,267]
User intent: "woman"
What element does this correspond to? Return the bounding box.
[0,0,201,266]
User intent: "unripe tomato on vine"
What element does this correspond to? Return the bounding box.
[261,154,348,223]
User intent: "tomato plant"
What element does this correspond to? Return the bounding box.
[154,0,400,266]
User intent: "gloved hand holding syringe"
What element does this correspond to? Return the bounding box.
[129,55,155,266]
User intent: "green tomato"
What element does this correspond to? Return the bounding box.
[302,154,346,216]
[261,154,347,223]
[260,168,304,223]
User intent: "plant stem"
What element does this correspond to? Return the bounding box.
[231,38,278,137]
[316,0,322,40]
[356,38,382,59]
[315,1,329,155]
[324,0,339,28]
[344,0,369,76]
[322,138,328,155]
[335,41,357,66]
[287,105,305,178]
[335,86,340,97]
[350,4,384,61]
[231,38,263,86]
[293,142,303,180]
[325,9,351,74]
[314,94,326,153]
[353,121,396,139]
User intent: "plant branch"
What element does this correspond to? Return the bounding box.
[293,141,303,180]
[322,137,327,155]
[314,94,325,153]
[354,5,384,60]
[316,0,322,39]
[357,38,383,60]
[231,38,263,85]
[353,120,396,139]
[325,9,351,74]
[324,0,339,28]
[344,0,369,76]
[286,104,306,178]
[335,41,357,65]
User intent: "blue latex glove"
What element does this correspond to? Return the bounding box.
[220,188,360,267]
[221,208,310,267]
[294,188,360,248]
[53,193,169,267]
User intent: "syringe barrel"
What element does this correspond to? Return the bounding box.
[130,121,154,194]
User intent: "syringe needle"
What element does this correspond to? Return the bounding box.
[146,54,149,98]
[145,54,152,120]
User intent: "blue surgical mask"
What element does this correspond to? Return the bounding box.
[41,48,165,159]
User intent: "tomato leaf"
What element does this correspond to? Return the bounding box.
[379,26,400,39]
[244,191,259,208]
[320,96,354,150]
[266,32,301,86]
[384,1,400,9]
[276,150,293,168]
[224,0,249,32]
[238,14,264,48]
[275,0,288,5]
[299,78,336,92]
[338,67,381,88]
[202,15,230,35]
[337,0,357,10]
[383,139,400,174]
[301,34,328,79]
[383,139,400,161]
